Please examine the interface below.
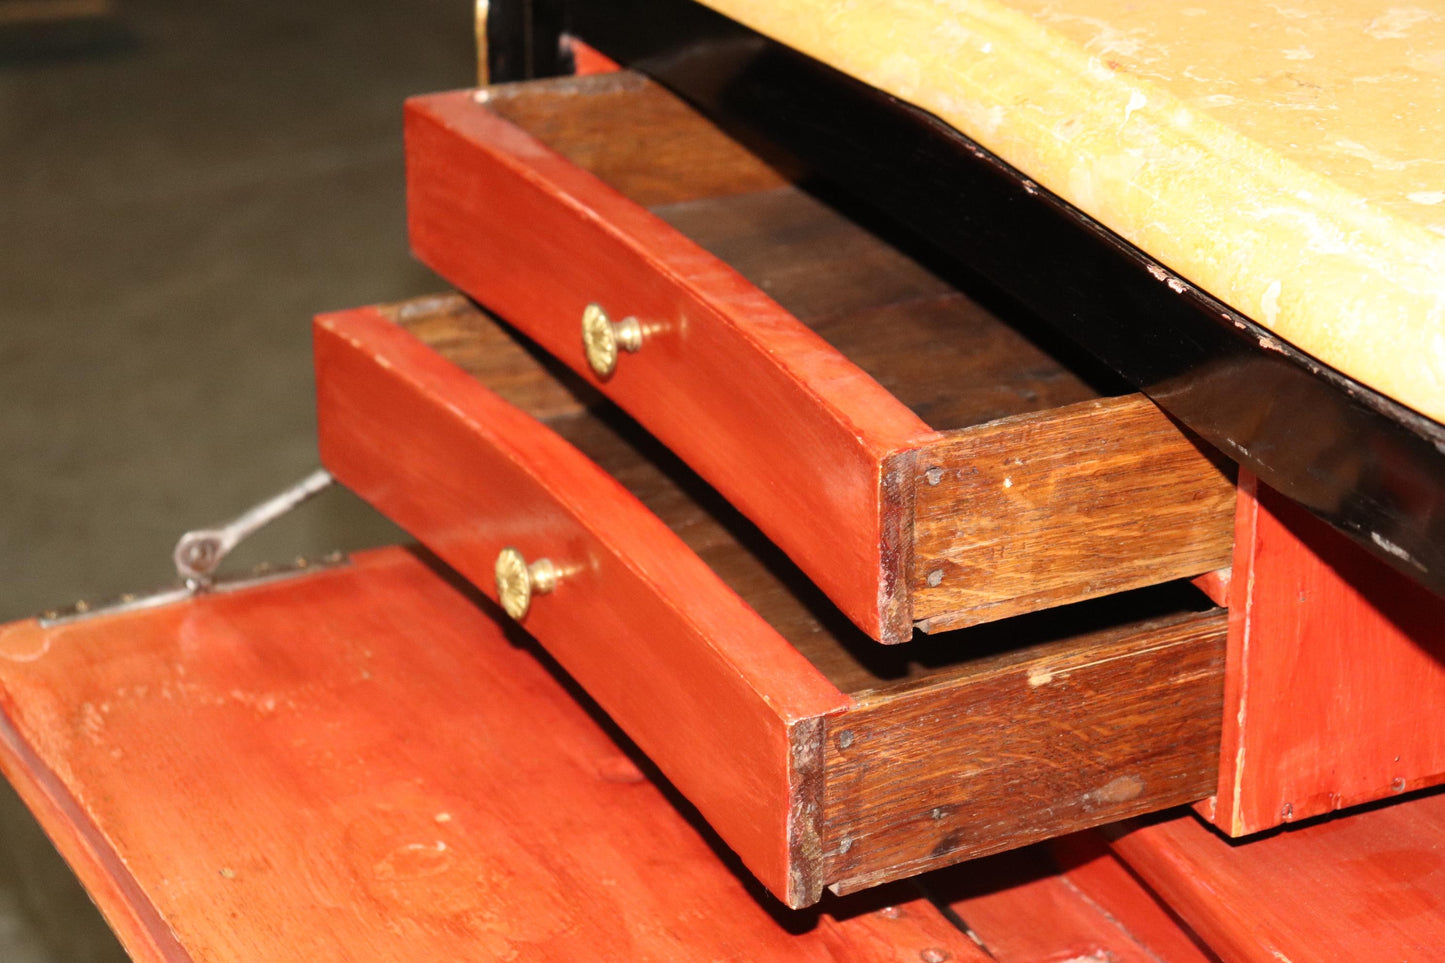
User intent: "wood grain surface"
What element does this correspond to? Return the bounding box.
[822,610,1226,894]
[1109,790,1445,962]
[1050,833,1222,963]
[482,72,793,206]
[650,186,1109,431]
[911,396,1237,630]
[1206,473,1445,836]
[406,82,934,643]
[0,547,989,962]
[412,74,1238,639]
[380,292,600,422]
[933,843,1219,963]
[342,296,1230,896]
[315,305,849,907]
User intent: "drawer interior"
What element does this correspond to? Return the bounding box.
[393,294,1226,894]
[484,74,1120,435]
[465,72,1237,637]
[397,295,1212,687]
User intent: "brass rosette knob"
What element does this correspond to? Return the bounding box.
[494,547,559,621]
[581,302,643,378]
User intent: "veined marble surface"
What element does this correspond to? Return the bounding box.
[701,0,1445,422]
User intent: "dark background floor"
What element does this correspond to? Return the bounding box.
[1,1,475,957]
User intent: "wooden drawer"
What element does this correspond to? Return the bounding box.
[404,71,1237,643]
[315,294,1227,908]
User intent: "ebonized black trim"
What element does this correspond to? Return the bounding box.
[486,0,572,82]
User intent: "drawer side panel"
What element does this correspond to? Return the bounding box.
[823,610,1226,893]
[315,306,848,906]
[912,395,1237,629]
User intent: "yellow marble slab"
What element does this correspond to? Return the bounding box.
[700,0,1445,422]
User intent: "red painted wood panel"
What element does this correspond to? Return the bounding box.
[1110,793,1445,962]
[405,90,936,642]
[940,852,1194,963]
[1207,472,1445,835]
[0,547,985,962]
[567,37,620,75]
[315,307,850,906]
[1051,834,1221,963]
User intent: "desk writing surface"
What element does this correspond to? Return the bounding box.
[697,0,1445,423]
[0,547,985,962]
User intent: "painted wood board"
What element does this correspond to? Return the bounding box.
[406,86,934,643]
[315,305,849,906]
[1051,834,1223,963]
[935,843,1220,963]
[694,0,1445,424]
[0,547,988,962]
[1204,472,1445,835]
[1109,792,1445,962]
[407,77,1237,639]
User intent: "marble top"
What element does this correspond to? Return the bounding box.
[700,0,1445,423]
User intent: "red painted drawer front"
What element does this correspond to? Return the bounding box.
[316,305,849,907]
[315,296,1228,906]
[404,74,1236,644]
[406,86,931,643]
[0,547,984,962]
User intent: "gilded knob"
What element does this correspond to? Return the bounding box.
[494,547,558,621]
[581,303,643,378]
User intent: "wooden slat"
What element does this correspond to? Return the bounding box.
[1109,791,1445,962]
[406,84,935,643]
[1206,473,1445,835]
[0,547,986,962]
[911,396,1237,630]
[823,611,1226,894]
[933,845,1218,963]
[1050,833,1222,963]
[315,307,850,907]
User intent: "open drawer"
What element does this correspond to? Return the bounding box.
[315,294,1227,908]
[404,71,1237,643]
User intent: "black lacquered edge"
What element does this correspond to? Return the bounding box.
[492,0,1445,594]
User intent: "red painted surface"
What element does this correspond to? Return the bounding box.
[943,857,1189,963]
[1111,792,1445,962]
[0,547,982,962]
[566,37,620,75]
[314,307,850,906]
[405,90,936,642]
[1209,472,1445,835]
[1052,834,1221,963]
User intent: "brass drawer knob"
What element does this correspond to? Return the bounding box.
[582,303,643,378]
[494,547,559,621]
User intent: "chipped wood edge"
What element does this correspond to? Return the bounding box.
[785,715,830,908]
[877,447,918,645]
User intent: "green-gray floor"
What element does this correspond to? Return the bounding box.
[1,1,474,957]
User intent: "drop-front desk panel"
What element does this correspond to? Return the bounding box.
[3,0,1445,957]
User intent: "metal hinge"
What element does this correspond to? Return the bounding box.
[39,469,345,627]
